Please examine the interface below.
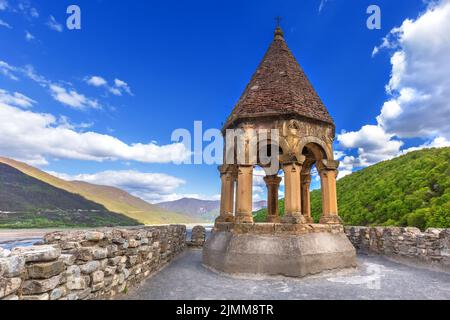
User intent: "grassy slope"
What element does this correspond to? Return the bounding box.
[0,163,140,228]
[255,147,450,230]
[0,157,203,225]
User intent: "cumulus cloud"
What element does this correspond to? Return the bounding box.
[85,76,133,96]
[0,89,36,108]
[50,84,100,110]
[47,15,63,32]
[86,76,107,87]
[337,0,450,175]
[0,96,192,165]
[113,79,133,96]
[49,170,186,203]
[338,125,404,167]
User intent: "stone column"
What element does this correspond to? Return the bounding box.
[264,175,282,223]
[301,174,314,223]
[318,160,342,224]
[281,161,306,224]
[215,165,236,223]
[235,165,254,224]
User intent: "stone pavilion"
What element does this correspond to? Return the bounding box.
[203,26,356,277]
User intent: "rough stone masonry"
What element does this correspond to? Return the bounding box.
[345,226,450,272]
[0,225,186,300]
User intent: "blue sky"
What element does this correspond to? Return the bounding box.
[1,0,449,203]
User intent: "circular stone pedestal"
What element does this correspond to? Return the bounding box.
[203,224,357,278]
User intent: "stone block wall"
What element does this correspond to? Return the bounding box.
[0,225,186,300]
[186,226,206,247]
[345,226,450,271]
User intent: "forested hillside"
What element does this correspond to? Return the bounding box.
[254,147,450,230]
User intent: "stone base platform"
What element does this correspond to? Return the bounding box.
[203,223,357,278]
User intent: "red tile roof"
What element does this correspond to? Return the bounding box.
[223,27,334,130]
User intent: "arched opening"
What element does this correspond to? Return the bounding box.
[301,143,328,223]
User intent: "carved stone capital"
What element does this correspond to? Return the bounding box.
[263,175,282,186]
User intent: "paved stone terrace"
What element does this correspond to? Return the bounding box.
[119,249,450,300]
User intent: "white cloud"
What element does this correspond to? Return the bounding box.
[47,16,63,32]
[0,61,19,80]
[25,30,35,41]
[338,125,404,167]
[374,1,450,139]
[49,84,100,110]
[49,170,186,203]
[113,79,132,96]
[85,76,133,96]
[0,60,105,111]
[0,19,11,29]
[337,0,450,175]
[50,169,224,204]
[0,89,36,108]
[86,76,107,87]
[0,97,192,165]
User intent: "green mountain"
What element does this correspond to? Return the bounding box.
[255,147,450,230]
[0,162,140,228]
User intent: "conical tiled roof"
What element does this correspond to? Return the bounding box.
[223,27,334,130]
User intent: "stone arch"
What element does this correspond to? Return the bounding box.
[298,136,333,161]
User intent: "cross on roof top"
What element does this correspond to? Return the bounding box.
[275,16,282,27]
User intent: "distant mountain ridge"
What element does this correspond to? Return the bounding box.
[0,163,140,228]
[0,157,201,225]
[157,198,267,221]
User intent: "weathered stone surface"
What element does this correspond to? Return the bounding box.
[75,247,94,261]
[3,294,19,300]
[92,281,105,292]
[27,260,65,279]
[66,276,87,290]
[92,270,104,284]
[128,239,140,248]
[50,286,67,300]
[0,277,21,298]
[85,231,105,241]
[0,255,25,278]
[203,231,356,277]
[22,293,50,300]
[108,256,121,266]
[0,225,186,301]
[60,254,76,266]
[188,226,206,247]
[80,261,100,274]
[127,255,138,267]
[344,226,450,272]
[66,265,81,277]
[22,274,61,294]
[12,245,60,263]
[91,247,108,260]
